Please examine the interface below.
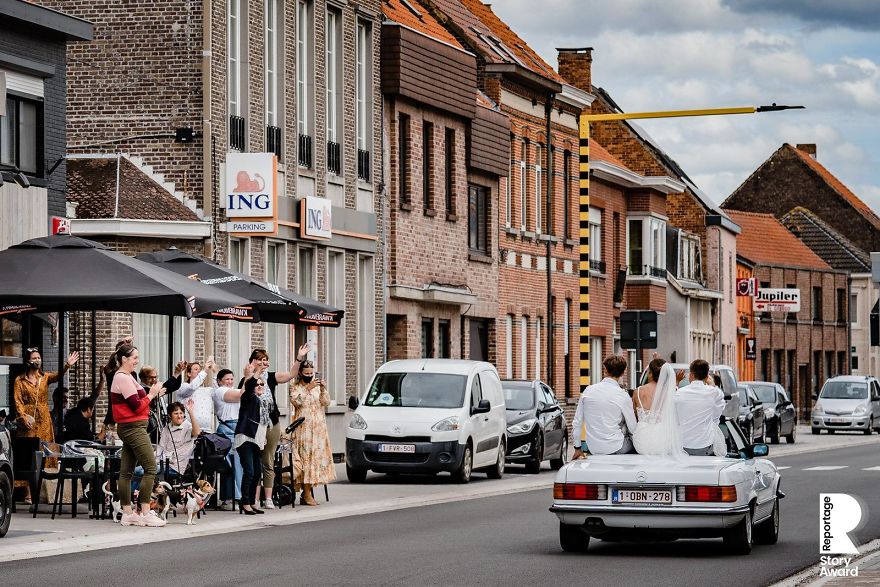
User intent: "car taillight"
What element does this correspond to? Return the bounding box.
[553,483,607,500]
[677,485,737,502]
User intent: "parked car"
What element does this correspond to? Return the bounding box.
[551,419,782,555]
[346,359,507,483]
[741,381,796,444]
[0,421,11,538]
[736,384,766,444]
[501,380,567,473]
[811,375,880,435]
[639,363,741,422]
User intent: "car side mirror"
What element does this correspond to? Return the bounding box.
[472,399,491,415]
[540,404,557,414]
[812,393,818,401]
[348,395,360,410]
[752,443,769,457]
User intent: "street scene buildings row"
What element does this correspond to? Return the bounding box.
[1,0,877,453]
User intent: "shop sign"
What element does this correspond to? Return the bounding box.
[300,196,332,240]
[745,338,757,361]
[753,288,800,313]
[226,220,275,233]
[736,277,756,297]
[51,216,71,235]
[225,153,277,219]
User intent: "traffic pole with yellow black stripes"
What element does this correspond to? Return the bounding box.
[578,114,591,392]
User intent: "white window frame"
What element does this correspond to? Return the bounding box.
[356,20,371,153]
[505,137,513,227]
[296,0,312,137]
[679,232,702,282]
[535,317,541,380]
[519,139,527,231]
[504,315,513,378]
[519,316,528,380]
[227,237,252,369]
[357,255,376,395]
[626,214,667,279]
[591,337,604,385]
[227,0,245,118]
[265,240,289,411]
[326,9,341,144]
[264,0,282,128]
[535,143,542,234]
[589,207,602,267]
[325,249,347,404]
[851,292,859,326]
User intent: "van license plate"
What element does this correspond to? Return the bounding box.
[379,444,416,453]
[613,489,673,505]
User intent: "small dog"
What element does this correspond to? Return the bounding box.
[149,482,173,520]
[102,481,122,523]
[178,479,215,525]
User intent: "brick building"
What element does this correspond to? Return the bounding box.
[725,210,849,417]
[380,0,507,362]
[419,0,594,412]
[38,0,385,453]
[0,1,92,412]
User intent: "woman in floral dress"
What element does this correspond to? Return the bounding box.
[289,361,335,505]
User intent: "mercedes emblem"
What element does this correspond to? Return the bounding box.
[636,471,647,483]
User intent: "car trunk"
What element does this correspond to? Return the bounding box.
[564,455,728,485]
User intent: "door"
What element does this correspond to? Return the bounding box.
[479,369,505,465]
[469,320,489,361]
[778,387,795,434]
[539,383,563,458]
[468,373,493,467]
[871,381,880,423]
[748,388,764,440]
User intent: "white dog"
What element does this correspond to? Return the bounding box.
[102,481,122,523]
[181,479,215,525]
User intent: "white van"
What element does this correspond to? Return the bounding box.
[345,359,507,483]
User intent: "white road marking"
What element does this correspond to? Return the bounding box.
[776,466,791,470]
[803,466,848,471]
[862,466,880,471]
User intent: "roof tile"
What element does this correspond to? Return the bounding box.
[780,207,871,272]
[724,210,832,271]
[382,0,463,48]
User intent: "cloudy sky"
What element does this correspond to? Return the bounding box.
[492,0,880,212]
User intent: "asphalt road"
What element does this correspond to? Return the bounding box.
[7,442,880,587]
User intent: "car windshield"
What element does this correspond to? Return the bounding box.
[821,381,868,400]
[502,385,535,410]
[364,373,467,408]
[751,385,777,404]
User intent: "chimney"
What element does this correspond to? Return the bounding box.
[557,47,593,93]
[796,144,817,159]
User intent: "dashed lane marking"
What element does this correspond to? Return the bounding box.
[863,466,880,471]
[802,466,849,471]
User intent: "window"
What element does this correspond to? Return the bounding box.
[761,349,770,382]
[505,135,513,227]
[133,314,193,377]
[227,238,251,369]
[627,217,666,278]
[851,293,859,324]
[398,114,410,204]
[838,351,846,377]
[294,246,315,356]
[836,288,846,323]
[445,128,455,214]
[296,0,313,146]
[264,0,282,129]
[591,337,604,386]
[468,184,489,254]
[504,315,513,378]
[470,374,483,410]
[265,242,289,407]
[357,256,376,394]
[774,349,783,384]
[679,233,702,282]
[228,0,245,117]
[589,208,602,272]
[535,143,543,233]
[535,317,541,380]
[813,286,823,322]
[423,121,433,211]
[325,9,342,175]
[563,150,571,240]
[564,299,571,397]
[325,250,346,404]
[520,316,528,380]
[438,320,451,359]
[421,318,434,358]
[356,20,372,181]
[519,139,527,230]
[1,94,41,175]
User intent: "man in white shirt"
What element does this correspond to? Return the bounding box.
[572,355,637,457]
[676,359,726,455]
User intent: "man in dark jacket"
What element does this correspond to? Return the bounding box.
[63,397,95,442]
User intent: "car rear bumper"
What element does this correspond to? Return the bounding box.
[550,503,750,530]
[346,438,465,473]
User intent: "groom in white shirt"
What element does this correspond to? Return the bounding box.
[572,355,637,458]
[676,359,726,456]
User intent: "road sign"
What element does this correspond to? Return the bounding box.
[745,338,757,360]
[620,310,658,350]
[754,288,800,313]
[736,278,756,297]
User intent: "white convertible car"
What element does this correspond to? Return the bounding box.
[551,419,782,555]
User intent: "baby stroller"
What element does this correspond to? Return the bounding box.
[272,417,306,508]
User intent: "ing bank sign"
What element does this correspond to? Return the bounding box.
[225,152,277,234]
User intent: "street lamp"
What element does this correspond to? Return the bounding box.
[577,103,804,389]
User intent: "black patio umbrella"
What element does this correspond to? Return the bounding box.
[0,235,254,319]
[136,247,344,327]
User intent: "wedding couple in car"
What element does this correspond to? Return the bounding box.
[571,355,727,459]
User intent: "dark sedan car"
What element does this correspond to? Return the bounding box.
[501,380,567,473]
[736,384,766,444]
[0,421,11,537]
[742,381,797,444]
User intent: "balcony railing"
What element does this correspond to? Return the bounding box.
[357,149,371,182]
[266,125,282,161]
[327,141,341,176]
[589,259,606,273]
[229,115,246,152]
[629,264,668,279]
[298,133,312,168]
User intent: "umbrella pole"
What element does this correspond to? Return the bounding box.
[91,311,97,433]
[58,311,66,438]
[168,316,175,401]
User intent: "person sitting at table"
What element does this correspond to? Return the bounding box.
[63,397,96,443]
[156,399,201,481]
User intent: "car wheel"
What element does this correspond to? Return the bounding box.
[559,522,590,553]
[525,434,543,474]
[723,507,753,555]
[865,418,873,436]
[550,434,568,471]
[487,440,505,479]
[346,464,368,483]
[785,425,796,444]
[0,471,11,538]
[811,427,820,435]
[769,422,780,445]
[453,443,473,484]
[755,499,780,545]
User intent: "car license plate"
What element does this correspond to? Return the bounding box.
[612,489,673,505]
[378,443,416,453]
[828,418,846,424]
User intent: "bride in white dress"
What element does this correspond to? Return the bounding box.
[633,362,686,457]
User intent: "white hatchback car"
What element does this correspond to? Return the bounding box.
[346,359,507,483]
[551,420,782,555]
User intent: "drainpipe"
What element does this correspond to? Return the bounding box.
[202,0,215,359]
[113,154,121,217]
[544,93,555,386]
